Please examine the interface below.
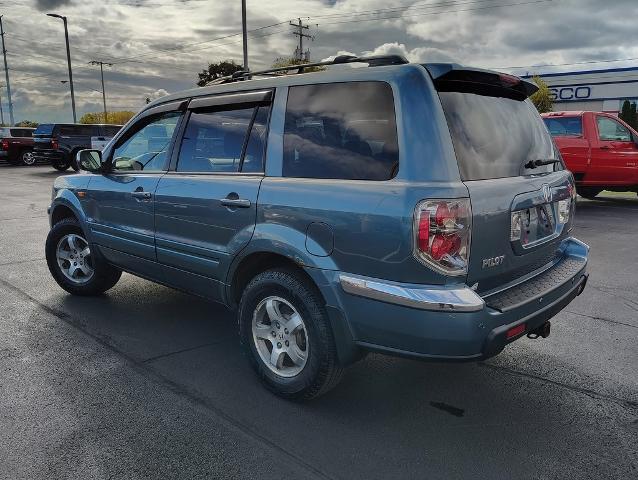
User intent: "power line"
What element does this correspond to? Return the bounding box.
[309,0,515,20]
[314,0,557,26]
[102,20,291,65]
[502,56,638,71]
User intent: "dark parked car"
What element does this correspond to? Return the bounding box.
[0,127,35,165]
[33,123,122,171]
[45,55,589,400]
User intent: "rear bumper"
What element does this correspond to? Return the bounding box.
[33,150,65,163]
[308,237,589,363]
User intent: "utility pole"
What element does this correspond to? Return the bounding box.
[0,16,15,126]
[0,87,4,126]
[241,0,248,71]
[89,60,112,122]
[47,14,76,123]
[290,18,312,62]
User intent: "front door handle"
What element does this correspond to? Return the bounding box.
[600,145,611,150]
[220,197,251,208]
[132,191,152,200]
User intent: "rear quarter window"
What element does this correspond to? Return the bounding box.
[283,81,399,181]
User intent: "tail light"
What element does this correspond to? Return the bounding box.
[1,139,8,151]
[51,137,59,150]
[414,199,471,275]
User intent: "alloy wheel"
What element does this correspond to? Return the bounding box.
[252,296,309,378]
[22,151,36,166]
[56,233,94,284]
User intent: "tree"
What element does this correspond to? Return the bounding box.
[530,76,553,113]
[197,60,243,86]
[272,56,326,73]
[630,103,638,130]
[79,111,135,125]
[619,100,638,130]
[15,120,38,128]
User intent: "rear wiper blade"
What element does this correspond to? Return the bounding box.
[524,158,561,169]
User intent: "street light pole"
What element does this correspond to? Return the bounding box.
[47,13,77,123]
[89,60,112,122]
[0,16,15,125]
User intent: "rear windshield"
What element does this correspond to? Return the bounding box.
[34,124,55,135]
[543,116,583,136]
[104,125,122,137]
[10,128,33,137]
[439,92,558,180]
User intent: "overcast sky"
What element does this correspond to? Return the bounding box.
[1,0,637,123]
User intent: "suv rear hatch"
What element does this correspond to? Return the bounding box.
[427,65,575,295]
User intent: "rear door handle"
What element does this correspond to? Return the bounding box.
[600,145,611,150]
[220,197,251,208]
[132,191,152,200]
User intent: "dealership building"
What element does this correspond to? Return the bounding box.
[521,66,638,114]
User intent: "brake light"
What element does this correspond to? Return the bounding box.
[414,199,471,275]
[1,139,8,151]
[51,137,59,150]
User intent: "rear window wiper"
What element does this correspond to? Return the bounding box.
[523,158,560,169]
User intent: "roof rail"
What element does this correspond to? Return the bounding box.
[207,54,409,85]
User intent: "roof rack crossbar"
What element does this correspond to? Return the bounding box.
[206,54,409,85]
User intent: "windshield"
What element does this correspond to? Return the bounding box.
[439,92,559,180]
[34,124,55,136]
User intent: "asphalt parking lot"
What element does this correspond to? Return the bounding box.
[0,164,636,480]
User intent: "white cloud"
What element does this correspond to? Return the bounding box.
[3,0,638,122]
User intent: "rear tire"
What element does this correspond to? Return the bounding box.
[239,268,343,400]
[20,150,36,166]
[577,187,602,199]
[46,218,121,296]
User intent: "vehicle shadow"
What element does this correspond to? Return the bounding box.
[46,276,614,480]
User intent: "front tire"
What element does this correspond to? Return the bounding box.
[239,268,343,400]
[45,218,121,295]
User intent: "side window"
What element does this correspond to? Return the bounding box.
[177,106,257,173]
[283,82,398,181]
[111,111,181,172]
[597,116,631,142]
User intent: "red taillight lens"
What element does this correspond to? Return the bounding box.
[51,137,59,150]
[1,139,8,151]
[414,199,471,275]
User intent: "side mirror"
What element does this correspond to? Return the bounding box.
[77,149,103,173]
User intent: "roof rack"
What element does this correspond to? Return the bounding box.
[207,54,409,85]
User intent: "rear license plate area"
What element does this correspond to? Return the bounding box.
[520,203,556,247]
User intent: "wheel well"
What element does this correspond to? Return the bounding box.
[51,205,77,225]
[230,252,321,306]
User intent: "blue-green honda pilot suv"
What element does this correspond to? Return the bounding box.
[45,55,589,399]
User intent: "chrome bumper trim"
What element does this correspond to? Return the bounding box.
[339,274,485,312]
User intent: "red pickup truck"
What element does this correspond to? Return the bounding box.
[542,111,638,199]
